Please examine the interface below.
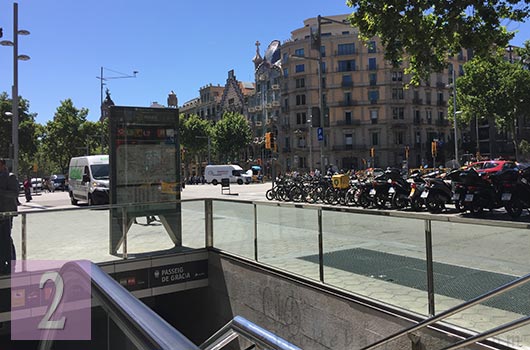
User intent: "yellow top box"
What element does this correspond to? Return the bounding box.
[332,174,349,189]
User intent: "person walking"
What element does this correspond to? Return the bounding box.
[0,159,19,274]
[23,176,32,202]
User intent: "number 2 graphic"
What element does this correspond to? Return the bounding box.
[37,271,66,330]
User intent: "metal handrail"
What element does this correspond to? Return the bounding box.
[89,261,199,350]
[362,272,530,350]
[200,315,301,350]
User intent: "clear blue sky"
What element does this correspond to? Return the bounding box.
[1,1,529,125]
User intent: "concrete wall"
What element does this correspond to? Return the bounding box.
[207,253,484,350]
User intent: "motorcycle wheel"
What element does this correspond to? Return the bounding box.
[506,198,523,219]
[392,193,409,210]
[455,200,466,212]
[266,189,275,200]
[410,198,422,211]
[375,194,388,209]
[359,193,370,208]
[470,203,483,215]
[426,194,446,213]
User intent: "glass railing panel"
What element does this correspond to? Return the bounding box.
[432,220,530,346]
[320,211,428,315]
[12,208,117,263]
[181,200,206,249]
[212,200,254,259]
[256,204,319,279]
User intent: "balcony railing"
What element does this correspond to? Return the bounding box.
[341,81,353,88]
[335,119,361,126]
[331,144,366,151]
[436,119,449,126]
[412,98,423,105]
[340,100,357,107]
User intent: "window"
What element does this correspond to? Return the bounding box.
[320,45,326,57]
[425,91,432,105]
[296,78,305,88]
[345,133,353,145]
[296,112,307,125]
[296,95,306,105]
[299,156,307,168]
[338,60,356,72]
[342,74,353,87]
[459,65,464,76]
[426,110,432,124]
[345,111,352,124]
[392,107,404,120]
[414,110,421,123]
[295,64,305,73]
[368,57,377,70]
[295,48,305,57]
[438,111,444,121]
[395,131,404,145]
[370,109,378,124]
[392,71,403,81]
[368,41,376,53]
[392,88,404,100]
[371,132,379,145]
[321,62,326,73]
[282,53,289,63]
[338,43,355,55]
[368,90,379,102]
[437,92,444,104]
[344,92,352,103]
[283,68,288,77]
[415,131,421,144]
[369,72,377,85]
[342,31,350,35]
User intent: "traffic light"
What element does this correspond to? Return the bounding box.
[311,107,321,127]
[265,132,271,149]
[431,141,437,157]
[270,132,275,151]
[370,147,375,158]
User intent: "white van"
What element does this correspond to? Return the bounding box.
[204,164,251,185]
[68,155,110,205]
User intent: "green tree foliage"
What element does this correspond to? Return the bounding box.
[212,112,251,163]
[455,52,530,157]
[346,0,529,84]
[0,92,40,175]
[179,114,212,177]
[42,99,90,174]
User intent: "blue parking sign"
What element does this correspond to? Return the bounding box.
[317,127,323,141]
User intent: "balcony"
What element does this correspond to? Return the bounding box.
[412,98,423,105]
[331,144,366,151]
[272,101,280,107]
[437,100,446,106]
[436,82,445,88]
[341,81,353,88]
[335,119,361,126]
[340,100,357,107]
[367,64,379,71]
[369,80,377,86]
[272,84,280,90]
[413,117,422,125]
[436,119,449,126]
[282,146,291,153]
[370,99,378,105]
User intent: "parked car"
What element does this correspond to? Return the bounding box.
[50,174,67,191]
[467,160,518,174]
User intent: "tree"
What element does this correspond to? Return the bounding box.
[346,0,529,84]
[454,52,530,157]
[179,114,212,178]
[42,99,89,174]
[0,92,40,175]
[212,112,252,163]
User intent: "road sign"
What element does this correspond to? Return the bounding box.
[317,127,323,141]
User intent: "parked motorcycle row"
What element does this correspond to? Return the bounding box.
[265,165,530,219]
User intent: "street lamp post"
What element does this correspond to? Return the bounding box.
[307,114,313,173]
[0,2,30,176]
[452,68,459,166]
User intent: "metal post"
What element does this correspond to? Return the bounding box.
[205,199,213,248]
[318,208,324,282]
[425,219,435,316]
[100,66,104,105]
[452,68,459,165]
[253,204,258,261]
[317,15,325,173]
[121,207,128,259]
[307,107,313,173]
[12,3,19,177]
[207,136,211,164]
[21,212,26,271]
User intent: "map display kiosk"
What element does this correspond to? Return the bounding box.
[108,106,181,255]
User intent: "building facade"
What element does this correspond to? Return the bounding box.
[276,14,459,172]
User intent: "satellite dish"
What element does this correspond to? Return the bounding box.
[264,40,281,64]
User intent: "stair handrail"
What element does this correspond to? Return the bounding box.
[200,315,301,350]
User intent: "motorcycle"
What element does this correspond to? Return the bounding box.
[422,176,453,213]
[501,166,530,218]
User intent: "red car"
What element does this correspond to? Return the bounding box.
[467,160,518,174]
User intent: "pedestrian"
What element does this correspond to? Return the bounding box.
[0,159,19,274]
[23,176,32,202]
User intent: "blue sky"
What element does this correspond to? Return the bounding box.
[1,1,529,125]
